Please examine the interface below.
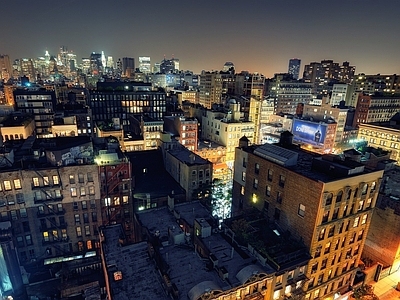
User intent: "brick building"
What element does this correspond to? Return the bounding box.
[232,137,383,300]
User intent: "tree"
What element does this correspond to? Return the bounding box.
[352,284,379,300]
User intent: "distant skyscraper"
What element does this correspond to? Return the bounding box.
[222,62,235,72]
[138,56,151,74]
[122,57,135,77]
[0,54,12,80]
[160,57,179,74]
[288,58,301,79]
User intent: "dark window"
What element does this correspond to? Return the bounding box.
[264,201,269,213]
[274,208,280,220]
[255,163,260,174]
[322,210,329,223]
[326,193,333,205]
[279,175,285,188]
[336,191,343,203]
[267,169,273,181]
[276,191,282,204]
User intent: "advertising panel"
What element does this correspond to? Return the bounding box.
[292,119,327,146]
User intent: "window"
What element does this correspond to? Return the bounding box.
[361,183,368,195]
[241,172,246,182]
[43,232,49,242]
[92,212,97,222]
[358,230,364,241]
[82,201,87,210]
[299,266,305,275]
[85,225,91,236]
[354,217,359,227]
[90,199,96,209]
[16,236,24,247]
[324,242,331,254]
[264,201,269,213]
[255,163,260,174]
[71,187,77,197]
[273,290,281,300]
[53,175,59,185]
[32,178,39,187]
[253,178,258,189]
[277,191,282,203]
[69,175,75,184]
[123,196,129,204]
[276,275,282,285]
[332,208,339,220]
[298,204,305,217]
[20,208,27,218]
[321,258,327,270]
[361,214,368,224]
[268,169,273,181]
[74,214,80,224]
[78,173,84,183]
[13,179,21,189]
[370,181,376,192]
[358,200,364,211]
[76,226,82,237]
[347,189,352,200]
[16,193,24,204]
[279,175,285,188]
[87,173,94,182]
[354,244,360,255]
[43,176,49,186]
[240,186,245,195]
[73,202,78,210]
[285,285,292,296]
[336,191,343,203]
[4,180,11,190]
[25,234,32,245]
[328,226,335,237]
[89,186,95,195]
[10,210,17,220]
[83,213,89,223]
[322,210,329,223]
[274,208,280,220]
[318,228,325,241]
[326,193,333,205]
[315,246,321,258]
[266,185,271,197]
[80,187,86,196]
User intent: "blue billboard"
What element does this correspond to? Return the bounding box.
[292,119,327,146]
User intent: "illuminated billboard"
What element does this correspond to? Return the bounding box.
[292,119,327,146]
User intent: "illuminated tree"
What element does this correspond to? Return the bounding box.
[352,285,379,300]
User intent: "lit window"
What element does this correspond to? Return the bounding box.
[53,175,59,185]
[32,177,39,187]
[298,204,305,217]
[71,187,77,197]
[14,179,21,189]
[353,217,359,227]
[361,214,368,225]
[43,177,49,186]
[4,180,11,190]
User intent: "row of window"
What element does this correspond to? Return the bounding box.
[325,183,376,206]
[74,212,98,224]
[70,186,96,197]
[307,273,353,298]
[314,234,363,261]
[68,173,94,184]
[322,202,371,225]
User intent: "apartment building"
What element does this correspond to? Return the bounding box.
[232,137,383,300]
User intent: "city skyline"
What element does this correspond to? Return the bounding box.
[1,0,400,77]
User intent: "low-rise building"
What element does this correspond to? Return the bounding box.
[0,113,35,141]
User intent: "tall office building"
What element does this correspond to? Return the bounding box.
[89,81,166,131]
[122,57,135,77]
[288,58,301,80]
[199,71,223,109]
[14,88,57,137]
[138,56,151,74]
[89,52,103,75]
[0,55,12,81]
[267,73,313,114]
[233,138,383,300]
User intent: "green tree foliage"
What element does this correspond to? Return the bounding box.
[352,285,379,300]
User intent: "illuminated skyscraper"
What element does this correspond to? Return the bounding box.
[138,56,151,74]
[288,58,301,80]
[0,55,12,81]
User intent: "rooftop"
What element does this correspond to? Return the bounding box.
[0,114,33,127]
[137,203,275,300]
[101,225,166,300]
[242,142,380,182]
[168,146,210,166]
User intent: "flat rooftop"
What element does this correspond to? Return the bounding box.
[101,225,167,300]
[137,203,275,299]
[244,142,381,182]
[0,114,33,127]
[168,147,210,166]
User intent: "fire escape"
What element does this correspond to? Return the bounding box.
[33,169,71,256]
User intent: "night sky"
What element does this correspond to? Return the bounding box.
[1,0,399,77]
